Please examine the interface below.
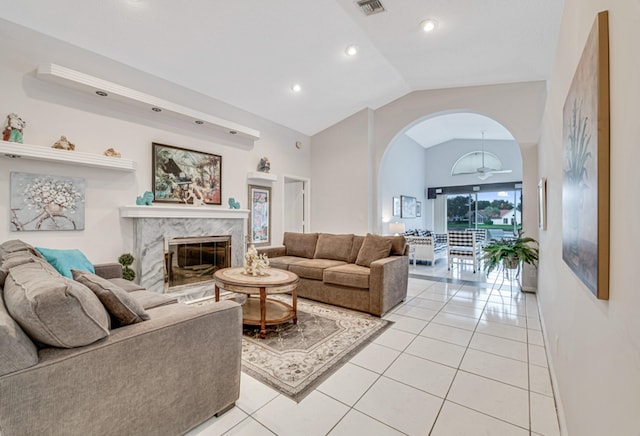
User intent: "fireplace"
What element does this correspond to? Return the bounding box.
[165,236,231,291]
[120,205,249,298]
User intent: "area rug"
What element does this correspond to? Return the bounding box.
[237,295,391,402]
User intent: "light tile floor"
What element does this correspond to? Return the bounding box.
[187,264,561,435]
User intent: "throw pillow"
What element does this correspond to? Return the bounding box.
[4,262,110,348]
[0,251,58,287]
[283,232,318,258]
[349,235,365,263]
[36,247,95,279]
[355,234,393,267]
[0,240,42,257]
[313,233,354,262]
[72,270,149,327]
[0,291,39,376]
[389,235,407,256]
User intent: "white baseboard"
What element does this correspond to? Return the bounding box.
[536,296,568,435]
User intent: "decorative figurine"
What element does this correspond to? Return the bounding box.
[228,197,240,209]
[136,191,154,206]
[104,147,121,158]
[52,136,75,150]
[243,244,270,276]
[257,156,271,173]
[3,113,26,143]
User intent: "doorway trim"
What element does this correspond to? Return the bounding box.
[282,175,311,233]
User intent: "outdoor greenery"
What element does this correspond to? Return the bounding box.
[482,234,539,273]
[447,195,521,228]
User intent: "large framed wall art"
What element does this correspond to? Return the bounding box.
[10,172,85,231]
[248,185,271,246]
[152,142,222,205]
[562,11,609,300]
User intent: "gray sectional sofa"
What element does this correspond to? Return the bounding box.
[258,232,409,316]
[0,240,242,436]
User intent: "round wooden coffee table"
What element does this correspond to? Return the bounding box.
[214,267,299,338]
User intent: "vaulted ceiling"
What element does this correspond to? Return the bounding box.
[0,1,564,137]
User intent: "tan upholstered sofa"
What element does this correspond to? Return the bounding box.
[0,240,242,436]
[258,232,409,316]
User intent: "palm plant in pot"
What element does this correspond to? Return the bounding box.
[482,233,539,277]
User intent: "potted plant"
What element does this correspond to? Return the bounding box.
[118,253,136,281]
[482,233,539,275]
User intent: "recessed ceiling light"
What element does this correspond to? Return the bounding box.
[345,45,359,56]
[195,120,204,125]
[151,107,162,112]
[420,19,437,32]
[95,91,108,97]
[291,83,302,93]
[229,130,238,135]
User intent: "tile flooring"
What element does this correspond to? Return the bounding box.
[187,265,560,435]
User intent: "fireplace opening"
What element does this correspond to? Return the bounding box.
[165,236,231,291]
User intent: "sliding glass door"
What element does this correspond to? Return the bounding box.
[446,187,522,236]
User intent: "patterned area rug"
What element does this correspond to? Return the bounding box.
[239,295,391,402]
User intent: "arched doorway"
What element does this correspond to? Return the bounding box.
[378,112,523,237]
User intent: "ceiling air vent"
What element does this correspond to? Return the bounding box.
[357,0,385,16]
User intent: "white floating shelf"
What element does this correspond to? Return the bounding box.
[120,205,249,220]
[37,64,260,142]
[247,171,278,182]
[0,140,136,171]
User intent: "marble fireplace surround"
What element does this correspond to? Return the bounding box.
[120,205,249,295]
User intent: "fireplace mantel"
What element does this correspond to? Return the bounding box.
[120,205,249,219]
[120,205,248,295]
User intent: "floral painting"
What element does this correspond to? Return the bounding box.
[10,172,85,231]
[248,185,271,246]
[562,11,609,299]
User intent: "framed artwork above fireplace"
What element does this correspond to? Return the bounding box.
[152,142,222,205]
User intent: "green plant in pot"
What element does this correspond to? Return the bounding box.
[482,233,539,275]
[118,253,136,281]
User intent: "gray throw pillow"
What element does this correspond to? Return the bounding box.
[72,270,149,326]
[355,234,393,267]
[4,262,110,348]
[0,251,58,287]
[0,240,43,257]
[0,292,38,376]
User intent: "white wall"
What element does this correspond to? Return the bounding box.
[424,138,522,187]
[0,23,310,262]
[537,1,640,434]
[378,134,427,234]
[311,81,546,241]
[311,109,372,234]
[371,82,546,237]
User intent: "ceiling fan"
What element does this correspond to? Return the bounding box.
[454,131,513,180]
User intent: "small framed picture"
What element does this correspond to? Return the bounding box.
[392,197,401,217]
[401,195,417,218]
[248,185,271,246]
[538,178,547,230]
[416,201,422,218]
